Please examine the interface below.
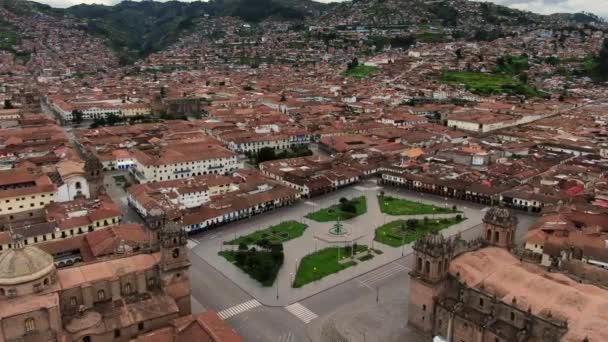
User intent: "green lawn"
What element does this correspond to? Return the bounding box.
[305,196,367,222]
[378,195,458,216]
[293,245,368,288]
[342,65,379,79]
[374,217,464,247]
[225,220,308,246]
[441,71,543,97]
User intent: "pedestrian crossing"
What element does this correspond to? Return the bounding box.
[277,331,296,342]
[285,302,318,324]
[357,262,409,288]
[186,239,199,249]
[217,299,261,320]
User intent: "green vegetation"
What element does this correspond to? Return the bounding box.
[0,30,17,51]
[220,243,284,287]
[60,0,324,64]
[249,146,313,165]
[441,71,544,97]
[378,195,459,216]
[590,39,608,82]
[375,217,464,247]
[495,55,529,75]
[305,196,367,222]
[417,32,448,44]
[293,244,368,288]
[225,221,308,246]
[341,65,379,79]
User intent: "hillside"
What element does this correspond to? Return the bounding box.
[1,0,605,65]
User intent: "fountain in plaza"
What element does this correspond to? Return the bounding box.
[328,219,348,236]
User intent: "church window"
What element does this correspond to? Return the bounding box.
[24,318,35,334]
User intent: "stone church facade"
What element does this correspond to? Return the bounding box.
[408,207,569,342]
[0,220,191,342]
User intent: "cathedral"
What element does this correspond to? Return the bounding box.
[408,207,607,342]
[0,220,193,342]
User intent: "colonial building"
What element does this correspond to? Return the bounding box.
[0,220,198,342]
[408,208,608,342]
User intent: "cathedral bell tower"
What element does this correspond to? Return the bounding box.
[158,219,191,315]
[482,207,518,249]
[408,231,453,334]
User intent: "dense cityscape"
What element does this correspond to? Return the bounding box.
[1,0,608,341]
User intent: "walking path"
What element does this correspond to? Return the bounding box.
[190,180,485,306]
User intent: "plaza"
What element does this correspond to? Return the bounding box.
[189,179,483,306]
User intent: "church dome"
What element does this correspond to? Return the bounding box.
[0,245,55,286]
[483,207,518,228]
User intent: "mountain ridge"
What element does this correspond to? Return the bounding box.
[1,0,605,65]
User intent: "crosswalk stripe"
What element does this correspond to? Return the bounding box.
[218,299,261,320]
[277,331,295,342]
[285,303,318,324]
[358,262,409,287]
[187,239,199,249]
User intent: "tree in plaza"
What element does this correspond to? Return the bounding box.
[341,201,357,214]
[407,218,418,230]
[3,99,13,109]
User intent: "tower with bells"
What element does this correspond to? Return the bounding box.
[408,231,454,333]
[158,219,192,315]
[482,207,518,249]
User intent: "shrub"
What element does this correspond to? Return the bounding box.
[456,214,462,221]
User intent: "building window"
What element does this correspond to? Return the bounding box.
[82,336,91,342]
[70,296,78,306]
[114,329,121,338]
[97,289,106,301]
[24,318,35,334]
[138,322,144,331]
[479,298,484,307]
[123,283,132,295]
[172,248,180,258]
[422,304,426,311]
[75,182,82,190]
[510,312,515,321]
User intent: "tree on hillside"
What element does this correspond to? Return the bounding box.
[592,39,608,82]
[347,57,359,70]
[71,110,84,124]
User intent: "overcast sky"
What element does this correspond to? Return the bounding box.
[36,0,608,18]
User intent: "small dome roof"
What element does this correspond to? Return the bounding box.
[0,246,55,286]
[483,207,518,228]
